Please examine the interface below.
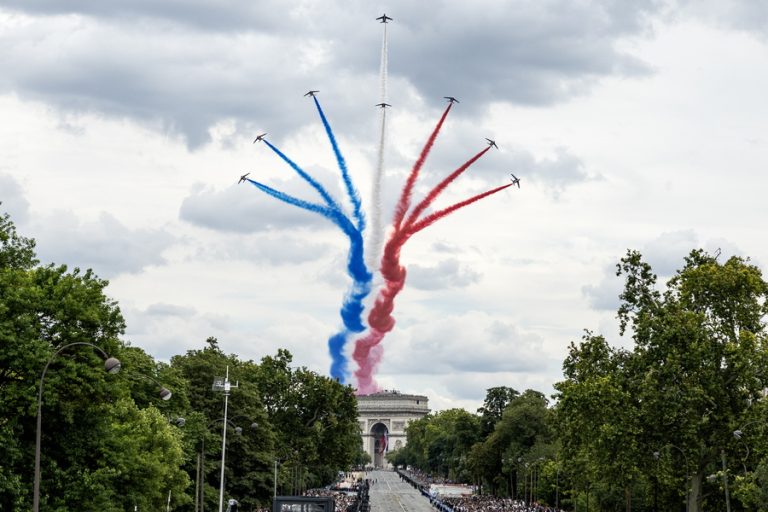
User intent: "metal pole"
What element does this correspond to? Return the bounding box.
[33,342,115,512]
[721,450,731,512]
[219,368,230,512]
[201,437,206,512]
[195,451,201,512]
[274,460,278,499]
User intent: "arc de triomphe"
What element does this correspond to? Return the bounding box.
[357,390,429,468]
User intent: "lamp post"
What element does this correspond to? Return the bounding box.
[733,420,766,474]
[653,444,690,512]
[212,367,239,512]
[33,342,121,512]
[126,369,174,401]
[721,449,732,512]
[199,417,253,512]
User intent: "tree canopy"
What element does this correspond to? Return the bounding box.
[0,210,362,510]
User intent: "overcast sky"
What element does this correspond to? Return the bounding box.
[3,0,768,412]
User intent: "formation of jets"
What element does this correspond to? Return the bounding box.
[444,96,459,104]
[510,173,521,188]
[376,14,392,23]
[485,138,498,149]
[238,173,250,184]
[304,90,319,97]
[376,102,391,108]
[253,133,267,143]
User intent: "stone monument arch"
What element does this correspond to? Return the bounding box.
[357,390,429,468]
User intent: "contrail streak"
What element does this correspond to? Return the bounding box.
[367,21,389,270]
[312,96,365,232]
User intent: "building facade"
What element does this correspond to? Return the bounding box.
[357,390,429,468]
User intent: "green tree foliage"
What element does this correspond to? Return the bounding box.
[555,249,768,512]
[171,344,360,504]
[397,409,480,479]
[0,210,189,510]
[248,349,361,493]
[95,399,190,510]
[1,210,361,510]
[171,339,275,509]
[555,333,644,511]
[470,390,553,498]
[477,386,519,437]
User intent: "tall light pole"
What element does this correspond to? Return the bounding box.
[33,342,121,512]
[213,367,238,512]
[199,418,254,512]
[721,449,732,512]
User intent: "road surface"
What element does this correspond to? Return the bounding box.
[368,470,434,512]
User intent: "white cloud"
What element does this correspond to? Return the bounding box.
[4,2,768,413]
[0,172,29,224]
[407,258,482,290]
[28,210,175,277]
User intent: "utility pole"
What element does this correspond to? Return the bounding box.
[213,367,238,512]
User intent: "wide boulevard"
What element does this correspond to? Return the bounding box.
[368,470,434,512]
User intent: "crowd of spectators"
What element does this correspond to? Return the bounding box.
[304,473,371,512]
[442,495,565,512]
[396,469,565,512]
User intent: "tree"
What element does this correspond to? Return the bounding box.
[0,211,189,510]
[248,351,360,493]
[555,249,768,512]
[477,386,519,437]
[171,340,275,509]
[94,399,190,510]
[554,333,644,512]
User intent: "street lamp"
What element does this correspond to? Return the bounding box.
[733,420,766,473]
[33,342,121,512]
[721,450,732,512]
[130,371,173,401]
[197,417,257,512]
[653,444,690,512]
[212,367,239,512]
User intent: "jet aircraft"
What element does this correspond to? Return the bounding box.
[376,103,391,108]
[253,133,267,143]
[304,90,319,97]
[444,96,459,104]
[510,173,521,188]
[238,173,250,184]
[485,138,498,149]
[376,14,393,23]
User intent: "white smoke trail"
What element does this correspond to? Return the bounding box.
[367,21,388,271]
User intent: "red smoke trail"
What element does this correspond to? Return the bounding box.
[404,146,490,229]
[392,103,453,231]
[353,148,513,394]
[408,183,513,234]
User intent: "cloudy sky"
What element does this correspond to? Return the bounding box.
[3,0,768,412]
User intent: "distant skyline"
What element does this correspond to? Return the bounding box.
[2,1,768,411]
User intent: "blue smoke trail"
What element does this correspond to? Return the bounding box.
[311,96,366,232]
[246,178,372,380]
[262,139,340,211]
